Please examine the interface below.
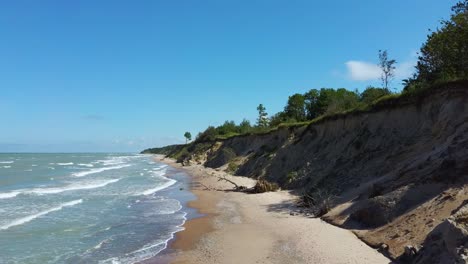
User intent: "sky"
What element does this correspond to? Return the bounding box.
[0,0,457,152]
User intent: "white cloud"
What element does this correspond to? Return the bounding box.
[395,60,416,79]
[345,61,381,81]
[345,60,416,82]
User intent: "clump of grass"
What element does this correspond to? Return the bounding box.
[226,161,240,174]
[252,179,279,193]
[287,171,298,184]
[299,189,337,216]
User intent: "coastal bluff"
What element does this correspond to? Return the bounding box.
[143,81,468,263]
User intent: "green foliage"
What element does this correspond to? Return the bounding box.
[284,93,307,122]
[142,2,467,154]
[140,144,185,155]
[318,88,360,115]
[238,119,253,134]
[405,0,468,91]
[184,131,192,143]
[269,111,295,127]
[378,50,396,91]
[287,171,298,184]
[216,120,237,136]
[304,89,320,119]
[196,126,218,142]
[360,86,392,105]
[256,104,269,127]
[227,161,240,174]
[172,147,190,163]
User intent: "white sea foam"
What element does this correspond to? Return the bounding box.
[30,179,120,195]
[0,191,21,199]
[56,162,74,166]
[93,238,111,250]
[0,199,83,230]
[98,211,187,264]
[78,163,94,167]
[158,199,183,215]
[153,165,168,170]
[140,178,176,196]
[151,168,167,177]
[0,161,14,164]
[0,179,119,199]
[72,164,131,177]
[3,166,11,169]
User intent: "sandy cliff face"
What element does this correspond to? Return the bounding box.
[170,84,468,261]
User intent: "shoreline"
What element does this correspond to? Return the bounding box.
[149,155,391,264]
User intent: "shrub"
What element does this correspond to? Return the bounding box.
[287,171,298,184]
[253,179,280,193]
[300,189,336,216]
[227,161,240,174]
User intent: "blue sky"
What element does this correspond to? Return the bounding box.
[0,0,456,152]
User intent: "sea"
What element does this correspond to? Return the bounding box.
[0,153,196,264]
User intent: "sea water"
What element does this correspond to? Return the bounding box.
[0,153,195,263]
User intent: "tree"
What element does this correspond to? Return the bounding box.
[360,86,391,104]
[284,93,306,122]
[238,119,252,134]
[216,120,237,135]
[196,126,217,142]
[304,89,320,119]
[184,132,192,144]
[405,0,468,91]
[256,104,269,127]
[323,88,360,115]
[378,50,397,91]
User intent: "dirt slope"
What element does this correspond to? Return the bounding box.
[156,83,468,262]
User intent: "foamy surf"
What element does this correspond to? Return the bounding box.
[0,199,83,230]
[0,191,22,199]
[151,168,167,177]
[140,178,177,196]
[78,163,94,167]
[72,164,131,177]
[98,212,187,264]
[0,153,191,263]
[0,179,120,199]
[0,161,14,164]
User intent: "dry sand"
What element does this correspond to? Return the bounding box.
[150,155,391,264]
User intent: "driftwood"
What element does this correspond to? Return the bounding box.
[198,182,214,191]
[216,175,247,191]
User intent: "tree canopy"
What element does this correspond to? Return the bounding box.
[405,0,468,91]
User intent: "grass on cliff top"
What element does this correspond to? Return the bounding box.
[143,79,467,156]
[213,80,468,141]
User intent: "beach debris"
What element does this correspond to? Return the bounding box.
[378,243,389,254]
[251,179,279,193]
[401,245,419,261]
[216,175,247,191]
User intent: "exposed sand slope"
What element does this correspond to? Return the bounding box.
[153,155,390,264]
[163,84,468,261]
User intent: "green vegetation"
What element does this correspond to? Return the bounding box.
[287,171,298,184]
[184,131,192,144]
[256,104,269,128]
[378,49,396,91]
[185,1,467,143]
[141,144,185,155]
[144,1,467,155]
[252,179,280,193]
[404,0,468,92]
[227,160,240,174]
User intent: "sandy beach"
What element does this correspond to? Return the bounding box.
[149,155,391,264]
